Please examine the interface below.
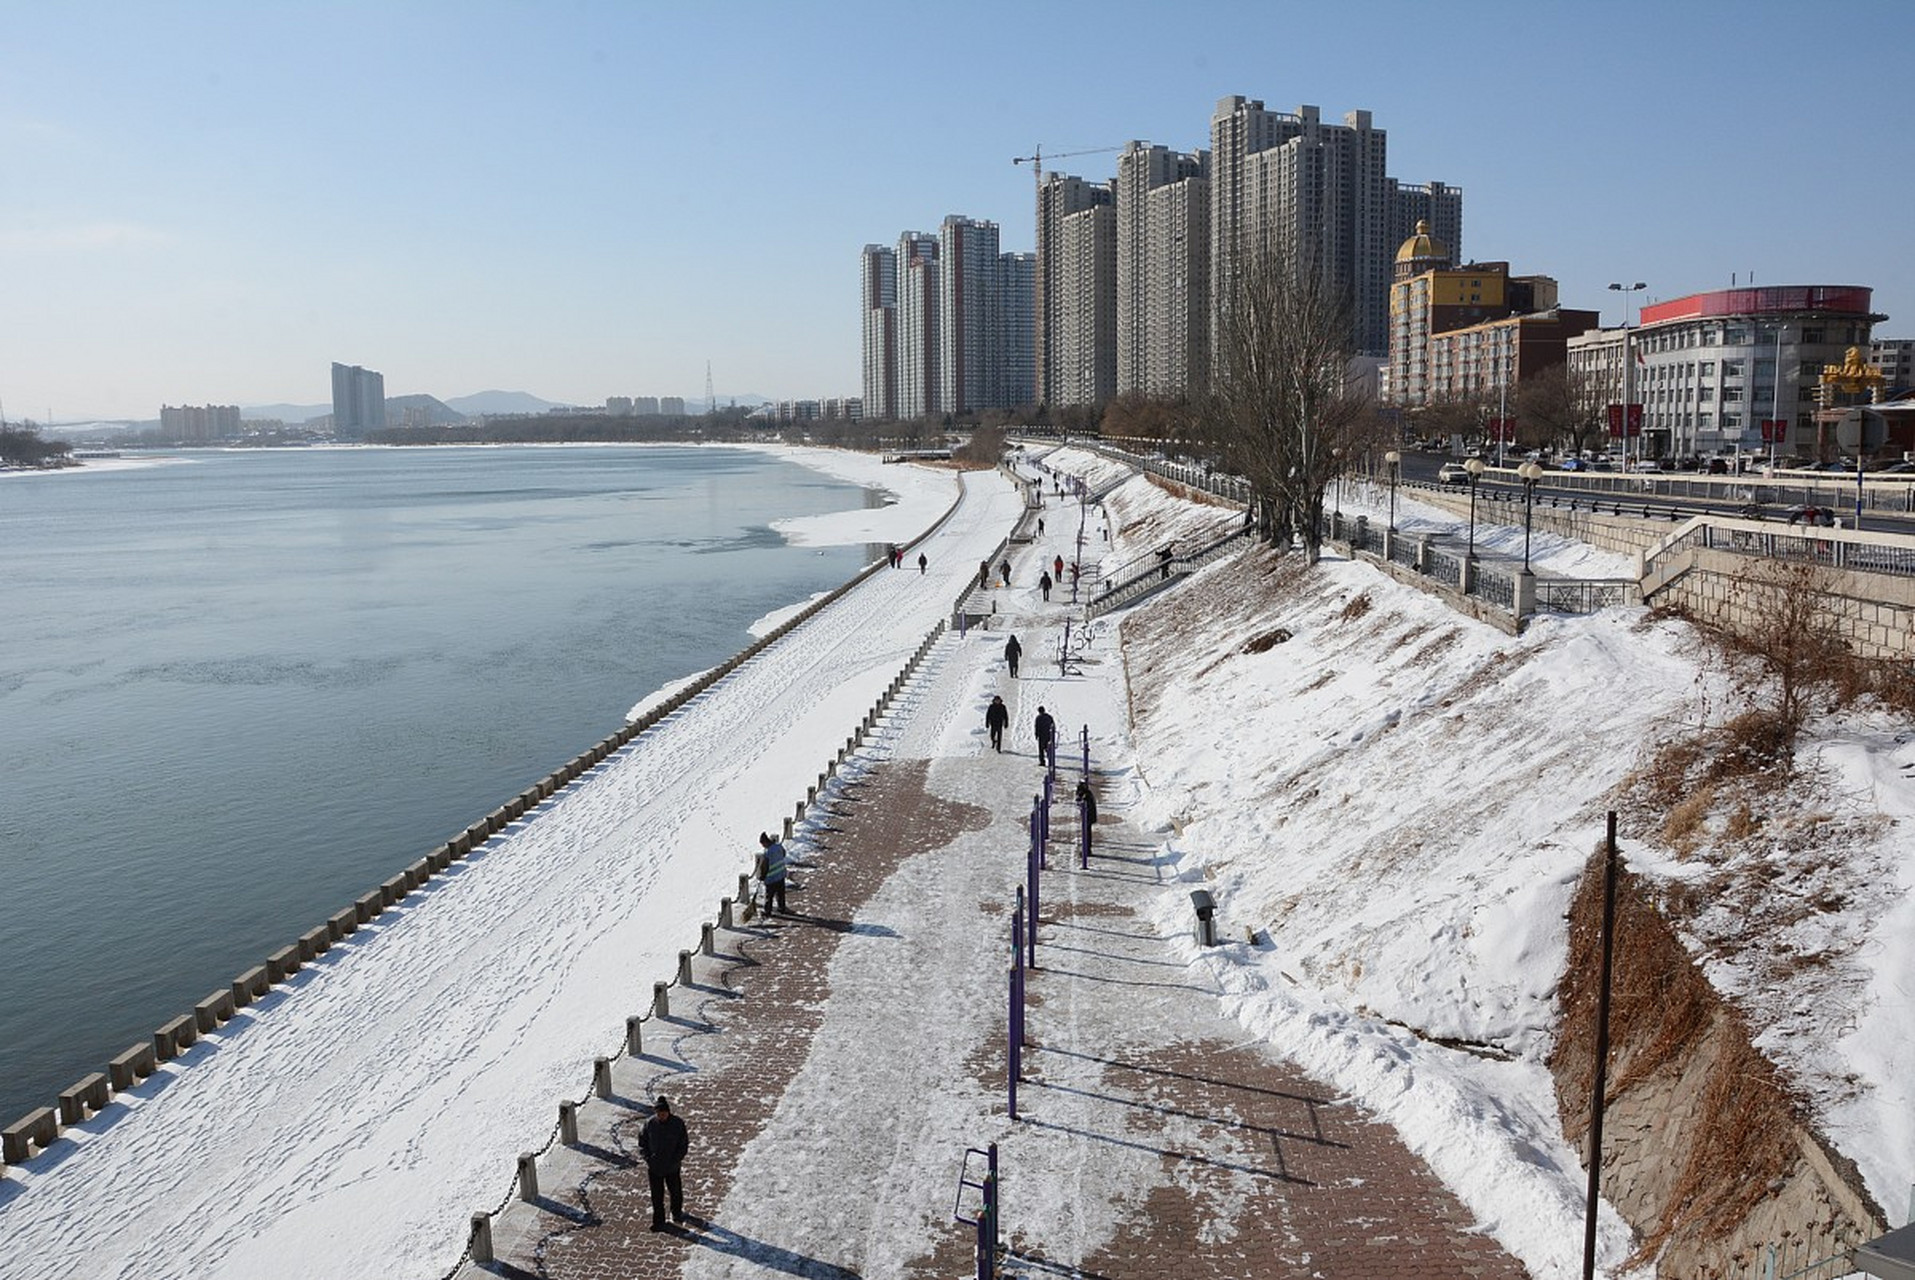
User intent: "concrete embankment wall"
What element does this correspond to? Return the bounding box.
[1550,851,1883,1276]
[1,461,973,1176]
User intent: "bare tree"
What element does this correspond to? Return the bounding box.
[1515,363,1607,457]
[1205,242,1371,563]
[1409,391,1491,450]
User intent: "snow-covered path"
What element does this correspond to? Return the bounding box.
[0,461,1022,1280]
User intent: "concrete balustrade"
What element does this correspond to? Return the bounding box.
[593,1057,612,1100]
[429,846,454,871]
[464,821,490,848]
[558,1101,578,1146]
[328,908,358,940]
[677,950,694,985]
[517,1153,539,1203]
[153,1015,196,1061]
[108,1043,155,1091]
[2,1108,57,1164]
[58,1073,110,1124]
[298,926,331,961]
[355,891,384,923]
[266,946,302,983]
[405,858,432,889]
[484,806,510,833]
[380,875,408,907]
[193,989,234,1033]
[469,1215,495,1265]
[625,1016,643,1056]
[653,982,669,1019]
[233,966,269,1005]
[700,923,715,956]
[719,897,733,929]
[448,830,475,856]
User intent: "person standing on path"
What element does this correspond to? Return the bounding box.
[985,694,1009,752]
[757,831,788,916]
[639,1096,690,1231]
[1075,777,1097,829]
[1000,558,1011,587]
[1039,570,1052,601]
[1053,553,1064,581]
[1034,705,1057,771]
[979,559,990,588]
[1004,634,1022,678]
[918,552,928,574]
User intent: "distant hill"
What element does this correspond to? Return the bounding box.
[445,390,563,417]
[385,394,466,426]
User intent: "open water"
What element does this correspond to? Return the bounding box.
[0,444,879,1124]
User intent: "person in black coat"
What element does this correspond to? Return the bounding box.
[1003,634,1022,678]
[640,1095,690,1229]
[984,694,1009,752]
[1034,705,1057,770]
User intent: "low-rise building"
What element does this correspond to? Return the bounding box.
[1571,285,1887,459]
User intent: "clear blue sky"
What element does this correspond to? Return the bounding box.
[3,0,1907,422]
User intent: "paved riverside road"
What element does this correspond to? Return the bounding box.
[474,581,1531,1277]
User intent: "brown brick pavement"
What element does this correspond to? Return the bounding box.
[479,759,990,1280]
[474,735,1533,1279]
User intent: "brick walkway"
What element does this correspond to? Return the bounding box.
[469,638,1530,1279]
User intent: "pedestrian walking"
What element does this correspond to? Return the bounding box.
[985,694,1009,752]
[1039,570,1052,601]
[1075,778,1097,828]
[640,1095,690,1230]
[1159,545,1173,580]
[1053,554,1064,580]
[979,559,990,589]
[1004,634,1022,678]
[1034,706,1057,771]
[918,552,928,574]
[756,831,788,916]
[1038,517,1045,536]
[999,558,1011,587]
[887,544,899,568]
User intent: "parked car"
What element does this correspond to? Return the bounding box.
[1705,458,1731,474]
[1558,457,1586,471]
[1785,505,1836,527]
[1437,462,1473,484]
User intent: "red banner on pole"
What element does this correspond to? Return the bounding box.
[1606,404,1643,438]
[1759,418,1788,443]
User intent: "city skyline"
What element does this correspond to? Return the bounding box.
[3,1,1910,422]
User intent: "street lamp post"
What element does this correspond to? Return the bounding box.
[1332,447,1344,516]
[1384,449,1402,529]
[1518,460,1544,570]
[1464,456,1486,559]
[1609,282,1647,469]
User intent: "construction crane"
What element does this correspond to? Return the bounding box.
[1012,144,1121,196]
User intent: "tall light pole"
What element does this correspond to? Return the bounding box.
[1518,460,1544,570]
[1464,456,1486,559]
[1384,449,1402,529]
[1332,447,1344,515]
[1609,282,1646,468]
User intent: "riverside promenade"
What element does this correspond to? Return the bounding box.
[469,475,1529,1277]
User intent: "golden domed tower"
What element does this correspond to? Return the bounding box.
[1394,219,1450,282]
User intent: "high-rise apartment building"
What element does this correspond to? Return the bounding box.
[896,233,940,420]
[160,404,241,442]
[1055,205,1117,407]
[1208,96,1459,363]
[1870,338,1914,394]
[330,362,386,437]
[1117,141,1209,398]
[1036,175,1114,407]
[998,252,1036,409]
[860,243,898,421]
[939,216,1002,416]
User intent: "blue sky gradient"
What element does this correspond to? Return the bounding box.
[3,1,1906,421]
